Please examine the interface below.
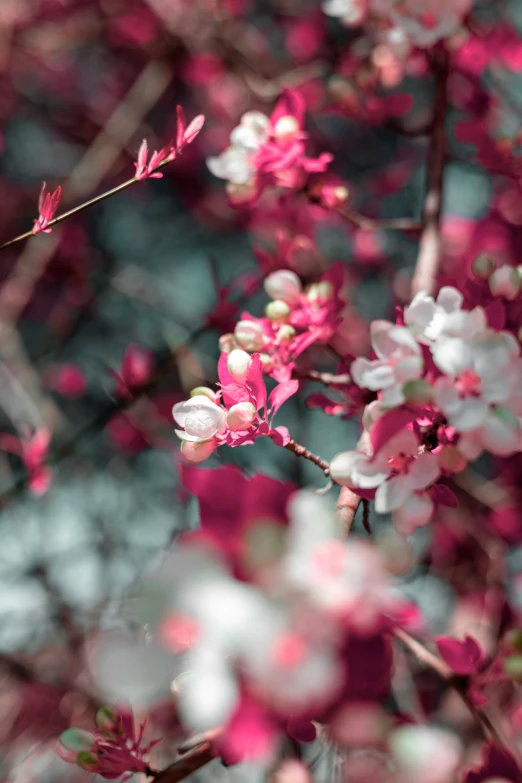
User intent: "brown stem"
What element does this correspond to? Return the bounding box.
[411,45,450,296]
[339,210,421,233]
[151,742,217,783]
[284,439,330,476]
[393,628,512,753]
[294,369,352,386]
[0,153,177,253]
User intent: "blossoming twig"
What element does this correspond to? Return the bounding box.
[284,439,331,475]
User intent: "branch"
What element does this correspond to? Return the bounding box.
[284,439,330,476]
[152,742,218,783]
[337,209,421,233]
[393,628,514,753]
[294,369,351,386]
[411,45,450,296]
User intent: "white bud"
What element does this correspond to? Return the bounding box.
[234,320,264,352]
[181,439,216,463]
[471,253,495,280]
[306,281,334,306]
[273,115,300,141]
[190,386,218,403]
[226,402,257,431]
[277,325,296,343]
[264,270,302,306]
[259,353,274,373]
[219,333,237,354]
[489,265,520,300]
[266,300,291,323]
[227,349,252,383]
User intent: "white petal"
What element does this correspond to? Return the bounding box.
[405,452,440,491]
[432,337,473,376]
[433,377,462,415]
[375,475,410,514]
[351,357,395,390]
[436,286,463,313]
[394,493,434,534]
[450,397,488,432]
[404,292,436,332]
[393,355,423,383]
[481,409,521,456]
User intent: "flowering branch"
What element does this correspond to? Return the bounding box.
[284,439,331,476]
[411,45,450,296]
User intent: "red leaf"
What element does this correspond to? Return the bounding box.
[269,426,291,447]
[183,114,205,145]
[436,635,484,675]
[176,105,186,150]
[269,379,299,415]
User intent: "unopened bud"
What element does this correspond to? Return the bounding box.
[227,349,252,383]
[273,115,300,141]
[235,320,264,352]
[471,254,495,280]
[403,379,433,406]
[77,751,100,772]
[505,629,522,652]
[181,439,216,463]
[57,729,95,763]
[504,655,522,682]
[219,333,237,354]
[190,386,218,403]
[489,265,520,300]
[226,402,257,431]
[95,706,119,732]
[266,300,291,323]
[277,325,296,344]
[259,353,273,373]
[264,270,302,306]
[306,281,334,305]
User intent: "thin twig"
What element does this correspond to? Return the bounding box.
[151,742,217,783]
[337,209,421,233]
[411,45,450,296]
[294,369,352,386]
[284,439,331,476]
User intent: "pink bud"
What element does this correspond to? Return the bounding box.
[219,333,237,354]
[266,300,291,323]
[190,386,218,403]
[264,270,302,306]
[306,281,334,305]
[489,265,520,300]
[235,320,264,352]
[226,402,257,431]
[227,349,252,383]
[181,439,217,462]
[276,325,296,344]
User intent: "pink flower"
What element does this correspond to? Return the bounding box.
[33,182,62,235]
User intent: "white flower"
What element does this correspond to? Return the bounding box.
[173,395,226,442]
[351,321,423,407]
[404,286,486,343]
[390,725,462,783]
[264,269,302,306]
[321,0,368,25]
[331,428,440,519]
[489,264,521,300]
[377,0,471,48]
[432,330,522,434]
[206,111,269,186]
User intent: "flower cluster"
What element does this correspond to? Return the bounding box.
[207,89,332,205]
[172,351,297,462]
[134,107,205,181]
[330,284,522,533]
[57,705,160,780]
[221,266,344,382]
[142,486,405,762]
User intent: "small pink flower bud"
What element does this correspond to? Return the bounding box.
[226,401,257,431]
[403,379,433,406]
[219,333,238,354]
[77,751,100,772]
[306,281,334,305]
[181,439,217,463]
[235,320,264,351]
[227,349,252,383]
[57,728,95,763]
[259,353,274,373]
[190,386,218,403]
[264,270,302,306]
[471,253,495,280]
[489,265,520,300]
[276,325,296,343]
[273,115,300,141]
[266,300,291,323]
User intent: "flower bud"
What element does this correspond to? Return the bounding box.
[190,386,218,403]
[57,729,95,763]
[95,706,119,733]
[471,253,495,280]
[266,300,291,323]
[330,451,358,487]
[77,751,100,772]
[277,325,296,344]
[264,270,302,306]
[226,402,257,431]
[403,379,433,406]
[438,445,467,474]
[227,349,252,383]
[505,629,522,652]
[219,333,237,354]
[259,353,274,373]
[235,320,264,352]
[306,281,334,306]
[489,265,520,300]
[273,115,300,141]
[504,655,522,682]
[181,439,216,463]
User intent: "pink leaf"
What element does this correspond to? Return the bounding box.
[176,105,186,150]
[269,426,291,447]
[269,379,299,415]
[183,114,205,145]
[370,407,415,457]
[436,635,484,675]
[246,354,266,411]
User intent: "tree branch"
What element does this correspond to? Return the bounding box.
[411,45,450,296]
[284,439,331,476]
